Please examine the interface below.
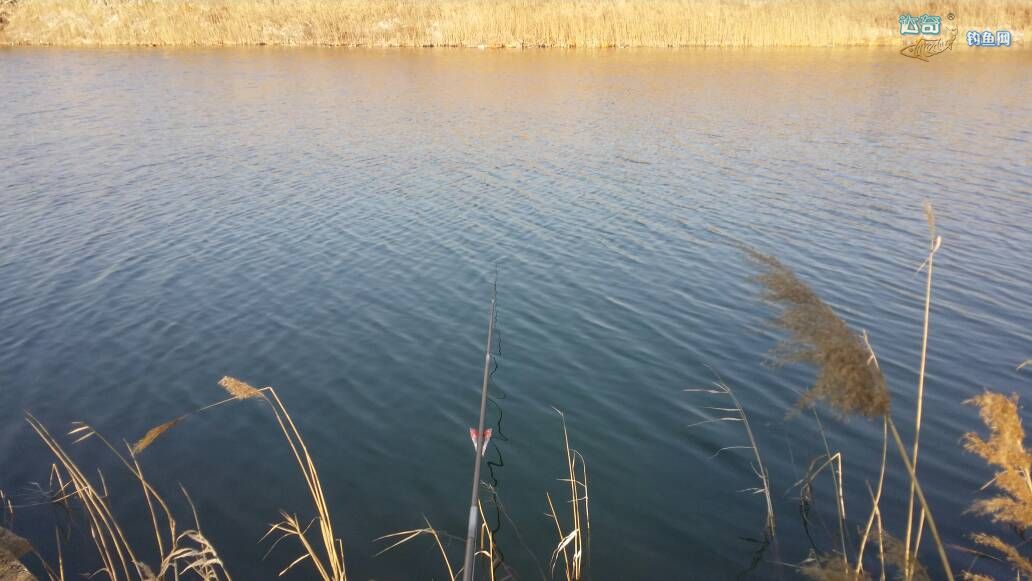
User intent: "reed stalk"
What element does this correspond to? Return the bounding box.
[748,231,953,580]
[23,415,231,581]
[813,410,849,571]
[547,409,589,581]
[856,336,887,578]
[904,202,941,580]
[887,418,953,581]
[375,517,458,580]
[855,417,888,578]
[686,381,776,538]
[127,377,345,580]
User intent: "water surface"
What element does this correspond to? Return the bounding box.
[1,47,1030,579]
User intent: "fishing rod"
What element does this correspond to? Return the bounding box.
[461,284,497,581]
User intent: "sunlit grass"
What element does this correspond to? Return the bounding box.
[0,0,1027,48]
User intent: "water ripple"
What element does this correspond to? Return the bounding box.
[0,47,1030,580]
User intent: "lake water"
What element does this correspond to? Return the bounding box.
[1,47,1030,579]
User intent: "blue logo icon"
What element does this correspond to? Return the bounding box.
[900,14,941,35]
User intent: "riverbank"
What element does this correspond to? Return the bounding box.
[0,0,1027,48]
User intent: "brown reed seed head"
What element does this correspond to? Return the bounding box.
[968,532,1032,576]
[0,548,34,581]
[0,526,33,581]
[749,250,890,418]
[218,376,264,400]
[131,418,183,455]
[0,526,31,559]
[963,392,1032,529]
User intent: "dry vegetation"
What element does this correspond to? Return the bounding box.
[0,0,1028,48]
[749,237,954,580]
[963,392,1032,577]
[2,206,1030,580]
[749,249,891,419]
[2,376,587,580]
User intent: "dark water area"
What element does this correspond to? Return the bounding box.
[1,47,1030,579]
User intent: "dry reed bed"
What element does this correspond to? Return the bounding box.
[0,0,1028,48]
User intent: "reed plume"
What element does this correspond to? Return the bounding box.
[963,392,1032,529]
[750,250,889,418]
[21,415,231,580]
[0,525,35,581]
[132,418,184,455]
[0,526,32,561]
[748,244,955,580]
[967,533,1032,577]
[128,376,265,455]
[133,376,347,581]
[962,391,1032,577]
[217,376,265,401]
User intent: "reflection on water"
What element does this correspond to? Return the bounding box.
[0,47,1030,579]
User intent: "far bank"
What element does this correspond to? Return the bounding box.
[0,0,1028,48]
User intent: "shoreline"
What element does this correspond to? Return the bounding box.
[0,0,1027,49]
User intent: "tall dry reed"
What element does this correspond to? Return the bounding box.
[903,203,941,581]
[749,241,954,580]
[13,376,345,581]
[1,0,1028,48]
[546,409,590,581]
[19,414,231,580]
[686,381,776,538]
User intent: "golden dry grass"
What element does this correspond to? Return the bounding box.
[963,391,1032,578]
[374,502,501,581]
[9,377,344,581]
[964,392,1032,529]
[747,229,955,580]
[546,409,589,581]
[22,415,232,580]
[0,0,1028,48]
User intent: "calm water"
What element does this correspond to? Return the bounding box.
[1,48,1030,579]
